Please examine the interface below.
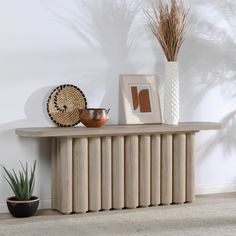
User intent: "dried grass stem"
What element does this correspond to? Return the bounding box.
[145,0,188,61]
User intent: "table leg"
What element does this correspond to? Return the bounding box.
[112,136,124,210]
[73,138,88,213]
[51,137,58,210]
[173,133,186,204]
[59,137,73,214]
[161,134,172,205]
[139,135,151,207]
[125,135,138,209]
[151,134,161,206]
[88,137,101,212]
[101,137,112,211]
[186,133,196,202]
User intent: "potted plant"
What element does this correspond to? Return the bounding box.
[2,160,39,217]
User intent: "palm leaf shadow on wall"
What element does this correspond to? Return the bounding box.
[185,0,236,107]
[43,0,142,120]
[43,0,141,71]
[198,111,236,164]
[179,0,236,158]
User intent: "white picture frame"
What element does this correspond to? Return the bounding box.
[120,74,162,124]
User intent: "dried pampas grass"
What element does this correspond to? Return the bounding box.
[145,0,188,61]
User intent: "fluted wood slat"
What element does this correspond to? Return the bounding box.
[102,137,112,211]
[73,138,88,213]
[59,137,73,214]
[112,136,124,209]
[51,137,57,210]
[151,134,161,206]
[56,138,61,212]
[161,134,172,205]
[125,135,139,209]
[186,133,196,202]
[88,137,101,212]
[139,135,151,207]
[173,134,186,204]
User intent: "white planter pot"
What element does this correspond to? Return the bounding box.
[164,61,179,125]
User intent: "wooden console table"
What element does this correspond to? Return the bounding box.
[16,122,224,214]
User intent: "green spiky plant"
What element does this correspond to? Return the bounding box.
[1,161,36,201]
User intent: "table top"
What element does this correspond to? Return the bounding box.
[15,122,224,138]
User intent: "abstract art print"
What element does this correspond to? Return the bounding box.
[120,75,162,124]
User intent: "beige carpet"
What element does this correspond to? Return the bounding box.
[1,194,236,236]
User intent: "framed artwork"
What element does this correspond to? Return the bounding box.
[120,74,162,124]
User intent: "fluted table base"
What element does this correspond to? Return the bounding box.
[51,132,196,214]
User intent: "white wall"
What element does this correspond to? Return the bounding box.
[0,0,235,212]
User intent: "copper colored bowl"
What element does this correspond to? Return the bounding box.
[79,108,110,128]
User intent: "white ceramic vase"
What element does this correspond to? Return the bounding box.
[164,61,179,125]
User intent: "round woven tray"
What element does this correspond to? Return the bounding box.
[47,84,87,127]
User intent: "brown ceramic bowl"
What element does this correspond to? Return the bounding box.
[79,108,110,128]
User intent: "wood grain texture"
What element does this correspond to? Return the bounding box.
[15,122,224,138]
[173,134,186,204]
[161,134,172,205]
[73,138,88,213]
[51,137,57,210]
[59,137,73,214]
[56,138,61,211]
[125,135,139,209]
[186,133,196,202]
[139,135,151,207]
[151,134,161,206]
[88,137,101,212]
[112,136,124,210]
[101,137,112,211]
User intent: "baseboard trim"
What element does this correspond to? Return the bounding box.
[0,184,235,213]
[0,198,51,213]
[196,183,236,195]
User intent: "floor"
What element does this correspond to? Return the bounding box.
[0,193,236,236]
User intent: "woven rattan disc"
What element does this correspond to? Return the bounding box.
[47,84,87,127]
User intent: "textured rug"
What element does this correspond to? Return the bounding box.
[1,197,236,236]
